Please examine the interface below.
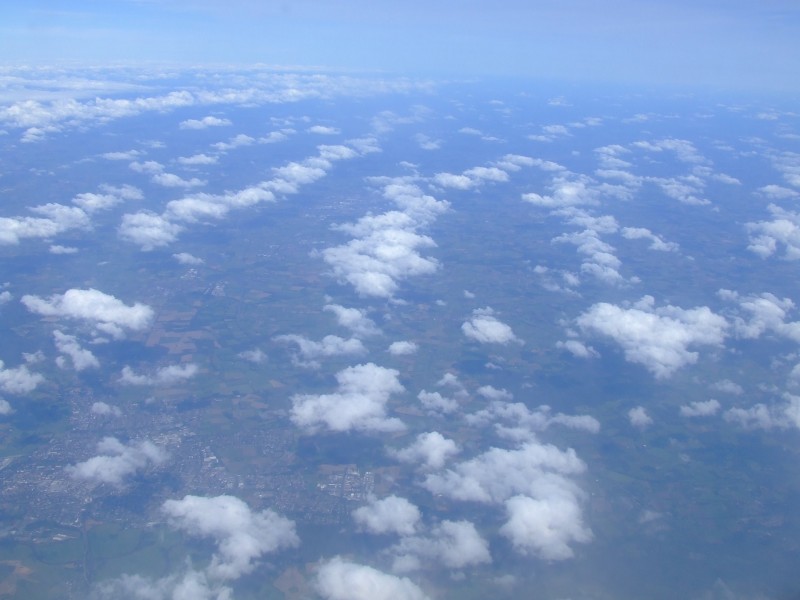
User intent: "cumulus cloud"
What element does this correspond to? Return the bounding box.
[54,330,99,371]
[389,519,491,572]
[162,494,299,580]
[389,431,460,470]
[49,244,78,254]
[22,288,154,339]
[238,348,267,363]
[275,334,366,369]
[91,569,230,600]
[0,398,12,415]
[120,363,199,386]
[178,153,218,165]
[0,360,44,394]
[711,379,744,395]
[118,211,184,250]
[323,304,381,337]
[388,341,418,355]
[91,401,122,417]
[680,399,721,417]
[522,177,598,208]
[466,401,600,437]
[576,296,728,378]
[179,115,232,129]
[308,125,340,135]
[724,394,800,431]
[416,390,459,415]
[621,227,679,252]
[556,339,599,359]
[422,442,591,560]
[320,181,448,298]
[352,495,421,536]
[315,557,430,600]
[0,203,90,245]
[67,437,167,487]
[290,363,406,433]
[462,307,521,345]
[719,290,800,342]
[746,204,800,259]
[628,406,653,429]
[173,252,204,265]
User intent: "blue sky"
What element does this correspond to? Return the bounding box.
[2,0,799,91]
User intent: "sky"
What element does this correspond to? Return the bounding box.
[1,0,799,91]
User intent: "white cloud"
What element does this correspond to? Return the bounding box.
[628,406,653,429]
[389,519,491,572]
[162,494,299,580]
[291,363,406,433]
[54,330,99,371]
[120,363,199,386]
[315,557,430,600]
[178,153,218,165]
[389,431,460,470]
[724,394,800,431]
[423,442,591,560]
[576,296,728,378]
[352,495,421,536]
[238,348,267,363]
[680,399,721,417]
[522,177,598,208]
[173,252,204,265]
[466,401,600,436]
[462,307,521,345]
[323,304,381,337]
[308,125,341,135]
[720,290,800,342]
[711,379,744,395]
[0,203,90,245]
[49,244,78,254]
[746,204,800,259]
[91,569,230,600]
[388,341,418,355]
[275,334,366,368]
[179,116,232,130]
[500,493,592,560]
[22,288,154,339]
[91,401,122,417]
[621,227,679,252]
[320,181,448,298]
[556,339,599,359]
[417,390,459,415]
[118,211,184,250]
[632,138,706,164]
[66,436,167,487]
[0,398,12,415]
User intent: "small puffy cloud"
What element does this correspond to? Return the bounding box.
[307,125,340,135]
[720,290,800,342]
[522,177,598,208]
[119,211,184,250]
[621,227,679,252]
[500,494,592,560]
[0,290,11,305]
[315,557,430,600]
[66,437,167,487]
[291,363,406,433]
[152,172,206,189]
[711,379,744,395]
[414,133,441,150]
[628,406,653,429]
[390,520,491,572]
[212,134,255,151]
[275,334,366,369]
[389,431,460,470]
[680,399,721,417]
[462,307,521,345]
[723,395,800,431]
[49,244,78,254]
[120,363,199,386]
[91,569,229,600]
[467,401,600,436]
[238,348,267,364]
[746,204,800,259]
[162,495,299,580]
[54,330,99,371]
[323,304,381,337]
[101,149,141,160]
[417,390,459,415]
[388,341,418,356]
[72,192,120,212]
[0,398,12,415]
[352,495,421,536]
[178,153,218,165]
[556,339,598,359]
[91,401,122,417]
[576,296,728,378]
[179,116,232,130]
[22,288,153,339]
[0,203,90,245]
[173,252,204,265]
